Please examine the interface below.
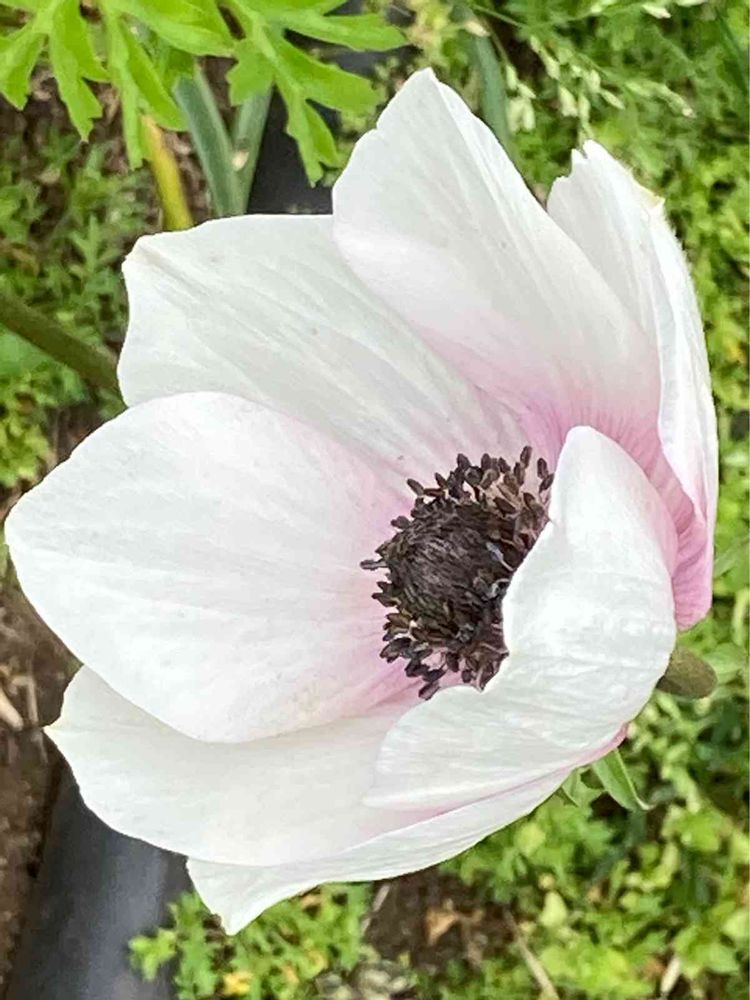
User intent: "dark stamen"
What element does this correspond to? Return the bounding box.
[361,447,553,700]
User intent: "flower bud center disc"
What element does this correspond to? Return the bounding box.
[362,448,553,699]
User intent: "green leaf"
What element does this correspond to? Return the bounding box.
[279,11,405,51]
[0,0,42,10]
[54,0,107,81]
[560,769,600,809]
[231,88,271,205]
[227,39,274,103]
[121,30,183,129]
[539,890,568,929]
[703,641,746,683]
[0,23,44,107]
[304,100,338,163]
[110,0,231,56]
[273,37,376,115]
[103,11,144,165]
[457,4,517,163]
[238,0,348,16]
[591,749,650,812]
[48,0,106,137]
[174,68,243,216]
[274,63,338,181]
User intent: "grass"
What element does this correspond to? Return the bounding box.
[0,121,152,487]
[1,0,747,997]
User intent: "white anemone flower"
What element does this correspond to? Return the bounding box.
[6,70,716,932]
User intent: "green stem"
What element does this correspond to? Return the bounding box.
[174,68,242,217]
[142,115,194,231]
[458,4,518,164]
[0,288,121,396]
[231,88,271,211]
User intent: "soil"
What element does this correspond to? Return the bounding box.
[366,869,512,975]
[0,579,70,996]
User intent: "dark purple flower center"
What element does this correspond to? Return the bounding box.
[362,447,554,699]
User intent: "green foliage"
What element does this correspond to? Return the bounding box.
[129,885,372,1000]
[0,127,151,486]
[0,0,404,180]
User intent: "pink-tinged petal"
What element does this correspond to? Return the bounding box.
[6,392,413,743]
[187,771,562,933]
[333,70,657,465]
[548,142,717,626]
[49,669,430,866]
[120,215,522,488]
[367,427,677,811]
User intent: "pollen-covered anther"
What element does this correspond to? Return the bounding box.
[362,447,554,699]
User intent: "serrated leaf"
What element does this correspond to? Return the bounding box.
[0,23,44,107]
[304,100,338,163]
[273,37,376,114]
[238,0,345,16]
[275,74,338,182]
[279,11,404,51]
[48,0,106,137]
[591,749,650,812]
[103,12,144,165]
[110,0,231,56]
[49,39,101,136]
[227,39,273,103]
[121,30,183,129]
[54,0,107,81]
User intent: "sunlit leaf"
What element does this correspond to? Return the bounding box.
[121,30,183,129]
[48,0,106,136]
[110,0,231,56]
[279,11,405,51]
[273,37,376,115]
[591,749,650,812]
[0,23,44,106]
[227,39,273,103]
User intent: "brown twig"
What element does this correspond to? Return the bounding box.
[503,908,560,999]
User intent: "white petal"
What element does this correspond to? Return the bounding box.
[7,392,412,742]
[367,426,677,811]
[548,142,717,625]
[50,668,429,866]
[333,70,656,463]
[120,214,521,486]
[187,771,562,933]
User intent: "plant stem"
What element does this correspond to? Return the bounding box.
[141,116,194,231]
[0,288,121,396]
[175,68,242,217]
[232,89,271,211]
[458,4,518,164]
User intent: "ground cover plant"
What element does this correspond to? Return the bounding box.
[0,0,746,998]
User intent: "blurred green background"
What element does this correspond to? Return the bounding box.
[0,1,747,998]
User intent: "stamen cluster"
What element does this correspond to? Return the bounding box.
[362,448,554,699]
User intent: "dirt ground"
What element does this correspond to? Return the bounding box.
[0,397,101,994]
[0,577,69,995]
[366,868,516,978]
